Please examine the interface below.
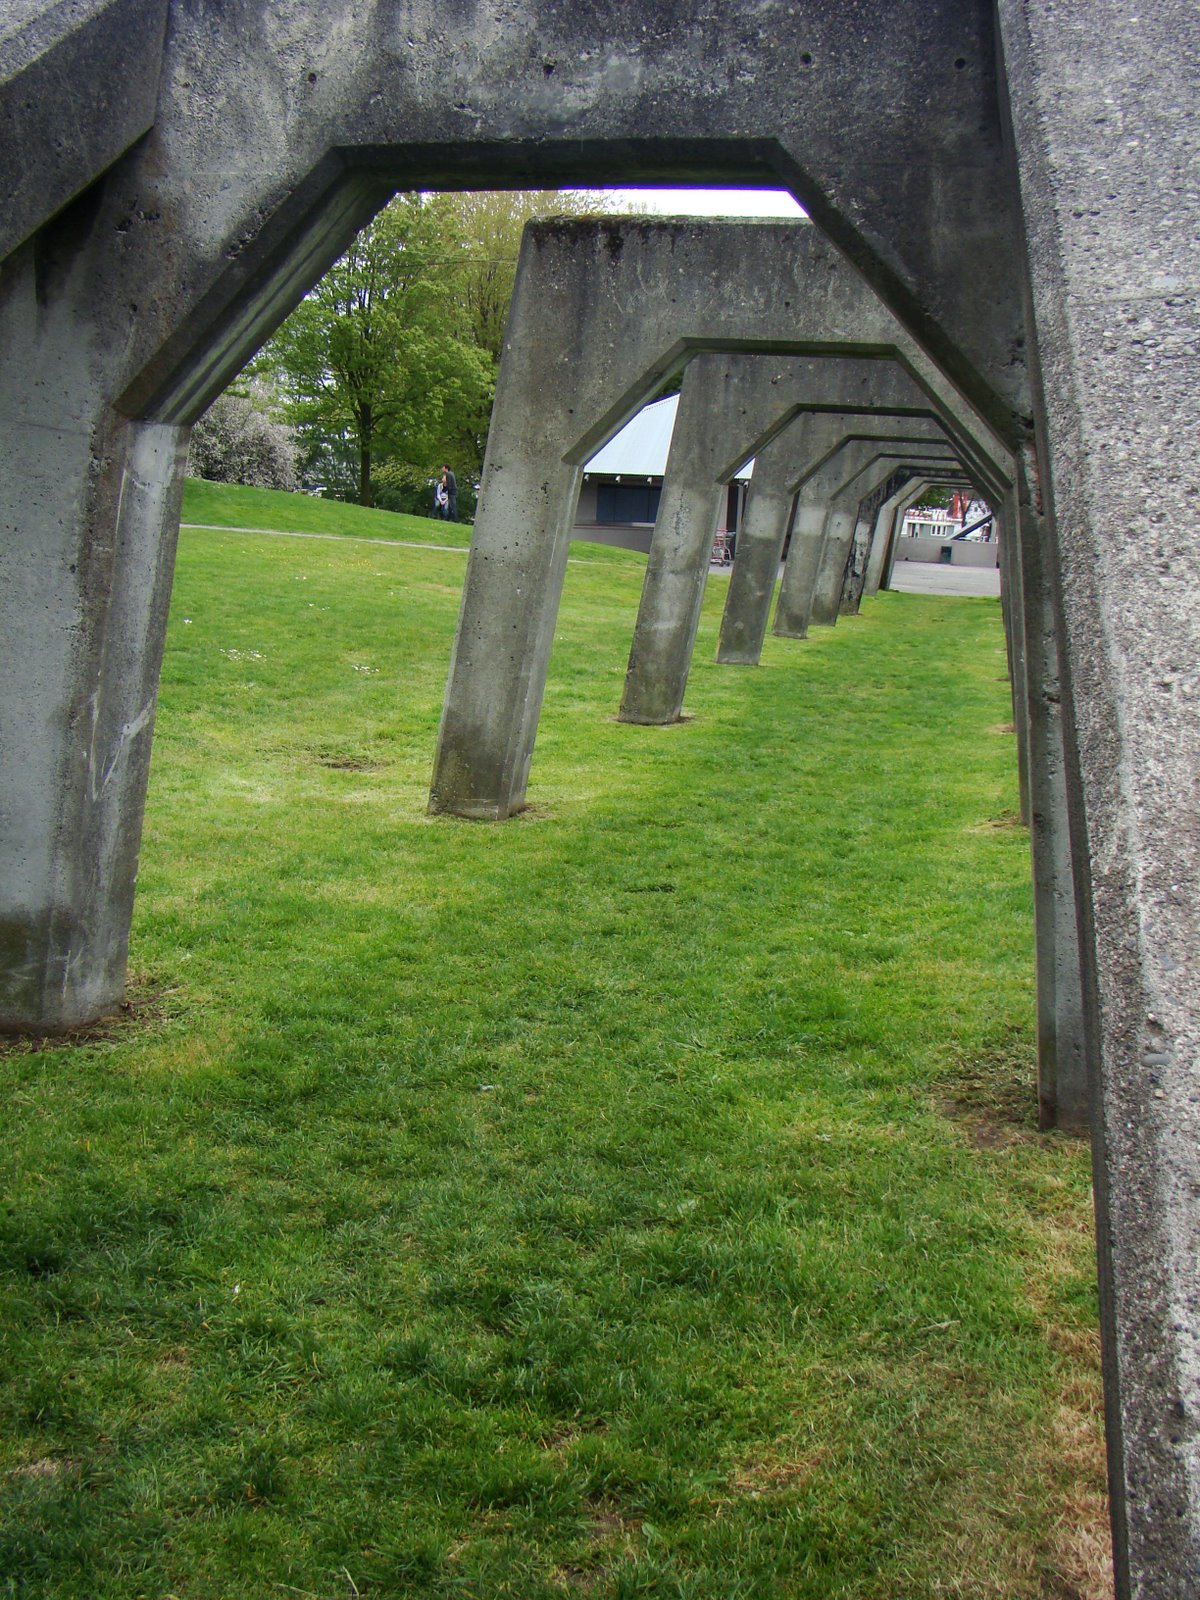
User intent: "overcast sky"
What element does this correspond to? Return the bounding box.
[568,186,806,218]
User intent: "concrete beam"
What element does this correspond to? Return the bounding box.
[0,0,1029,442]
[0,0,169,262]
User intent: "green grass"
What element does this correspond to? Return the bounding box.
[0,482,1107,1598]
[181,477,477,550]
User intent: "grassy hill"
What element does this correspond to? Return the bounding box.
[0,498,1108,1599]
[181,476,476,550]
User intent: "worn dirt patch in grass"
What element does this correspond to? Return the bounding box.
[548,1501,642,1593]
[0,975,184,1055]
[966,808,1024,833]
[935,1047,1043,1145]
[313,752,388,772]
[726,1441,829,1499]
[10,1456,75,1482]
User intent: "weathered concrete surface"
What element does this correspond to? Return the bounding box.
[999,2,1200,1588]
[713,434,800,667]
[430,221,1009,819]
[0,0,169,263]
[619,353,939,724]
[0,236,189,1031]
[3,0,1031,440]
[1000,464,1087,1140]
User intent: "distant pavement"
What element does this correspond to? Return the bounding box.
[887,562,1001,598]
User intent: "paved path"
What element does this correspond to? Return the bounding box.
[887,562,1001,597]
[180,522,469,555]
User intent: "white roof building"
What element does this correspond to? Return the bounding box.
[573,394,751,555]
[584,394,754,480]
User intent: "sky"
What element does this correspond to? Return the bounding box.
[567,186,806,218]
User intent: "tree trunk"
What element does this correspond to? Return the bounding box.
[358,406,373,506]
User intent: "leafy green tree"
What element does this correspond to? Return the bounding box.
[444,189,602,362]
[256,193,493,507]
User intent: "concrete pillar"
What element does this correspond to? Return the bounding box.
[431,222,1011,818]
[616,358,727,723]
[880,483,933,591]
[1000,467,1087,1137]
[714,442,797,665]
[809,446,969,629]
[0,245,189,1032]
[838,470,910,614]
[862,480,919,599]
[1000,11,1200,1576]
[775,440,961,639]
[618,352,937,725]
[993,493,1033,829]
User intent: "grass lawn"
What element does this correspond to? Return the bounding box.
[1,484,1108,1598]
[181,478,475,551]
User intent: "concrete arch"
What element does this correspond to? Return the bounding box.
[3,1,1026,438]
[1,3,1198,1589]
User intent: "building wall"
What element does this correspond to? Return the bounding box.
[896,534,1000,568]
[572,475,742,556]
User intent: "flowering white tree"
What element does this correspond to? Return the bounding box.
[187,390,297,492]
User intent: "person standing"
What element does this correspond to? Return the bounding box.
[431,475,448,519]
[442,463,458,522]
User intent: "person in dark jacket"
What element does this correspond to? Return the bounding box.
[441,464,458,522]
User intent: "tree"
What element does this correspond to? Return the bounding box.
[256,193,493,507]
[443,189,604,363]
[187,385,297,491]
